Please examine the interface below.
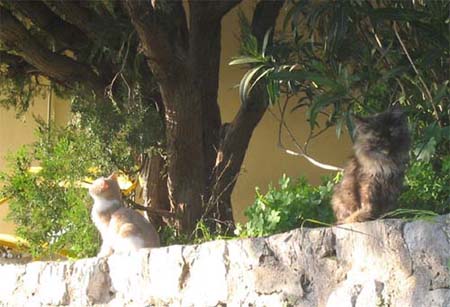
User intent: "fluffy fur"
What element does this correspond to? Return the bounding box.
[89,173,160,257]
[332,109,411,224]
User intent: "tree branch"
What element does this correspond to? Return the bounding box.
[211,0,285,220]
[393,22,441,126]
[42,0,118,46]
[0,51,24,66]
[0,51,36,77]
[122,0,188,82]
[3,0,87,50]
[0,7,105,96]
[251,0,284,45]
[188,0,242,22]
[268,96,343,171]
[214,0,243,18]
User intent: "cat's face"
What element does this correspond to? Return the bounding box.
[354,109,410,156]
[89,173,122,201]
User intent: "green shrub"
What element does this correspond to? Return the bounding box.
[236,174,338,237]
[0,123,126,258]
[399,155,450,215]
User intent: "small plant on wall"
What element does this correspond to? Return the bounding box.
[236,174,339,238]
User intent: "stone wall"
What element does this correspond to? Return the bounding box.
[1,215,449,306]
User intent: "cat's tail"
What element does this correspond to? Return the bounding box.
[341,209,374,224]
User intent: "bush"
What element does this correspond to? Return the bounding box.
[236,174,338,237]
[0,123,125,258]
[399,155,450,215]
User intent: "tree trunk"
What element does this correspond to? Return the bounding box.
[121,0,284,233]
[188,4,227,230]
[139,152,170,229]
[208,84,269,225]
[159,74,206,232]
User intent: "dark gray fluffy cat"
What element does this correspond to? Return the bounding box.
[332,109,411,224]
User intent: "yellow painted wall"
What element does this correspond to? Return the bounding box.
[0,2,352,235]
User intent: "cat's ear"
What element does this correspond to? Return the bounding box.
[108,173,118,181]
[99,179,109,191]
[389,104,406,116]
[391,107,406,120]
[353,114,369,128]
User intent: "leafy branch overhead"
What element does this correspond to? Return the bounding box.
[233,0,449,164]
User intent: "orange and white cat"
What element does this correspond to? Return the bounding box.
[89,173,160,257]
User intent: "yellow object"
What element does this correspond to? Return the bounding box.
[0,233,28,250]
[24,165,138,193]
[117,174,137,196]
[87,166,101,175]
[0,197,7,206]
[81,172,137,195]
[0,233,69,258]
[27,166,43,174]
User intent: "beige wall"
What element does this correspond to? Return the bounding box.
[0,2,352,234]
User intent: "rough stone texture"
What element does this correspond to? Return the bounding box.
[1,215,449,306]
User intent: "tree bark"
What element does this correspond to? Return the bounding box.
[139,152,170,228]
[188,2,224,209]
[123,0,227,232]
[124,0,285,232]
[160,75,206,232]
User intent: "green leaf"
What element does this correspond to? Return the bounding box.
[248,67,274,96]
[380,66,409,81]
[271,70,340,89]
[432,81,449,104]
[415,137,437,162]
[368,8,428,22]
[308,94,343,129]
[345,111,355,142]
[229,56,264,66]
[423,123,442,143]
[261,28,273,58]
[441,127,450,141]
[266,79,280,105]
[335,117,344,139]
[283,1,305,31]
[239,65,266,104]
